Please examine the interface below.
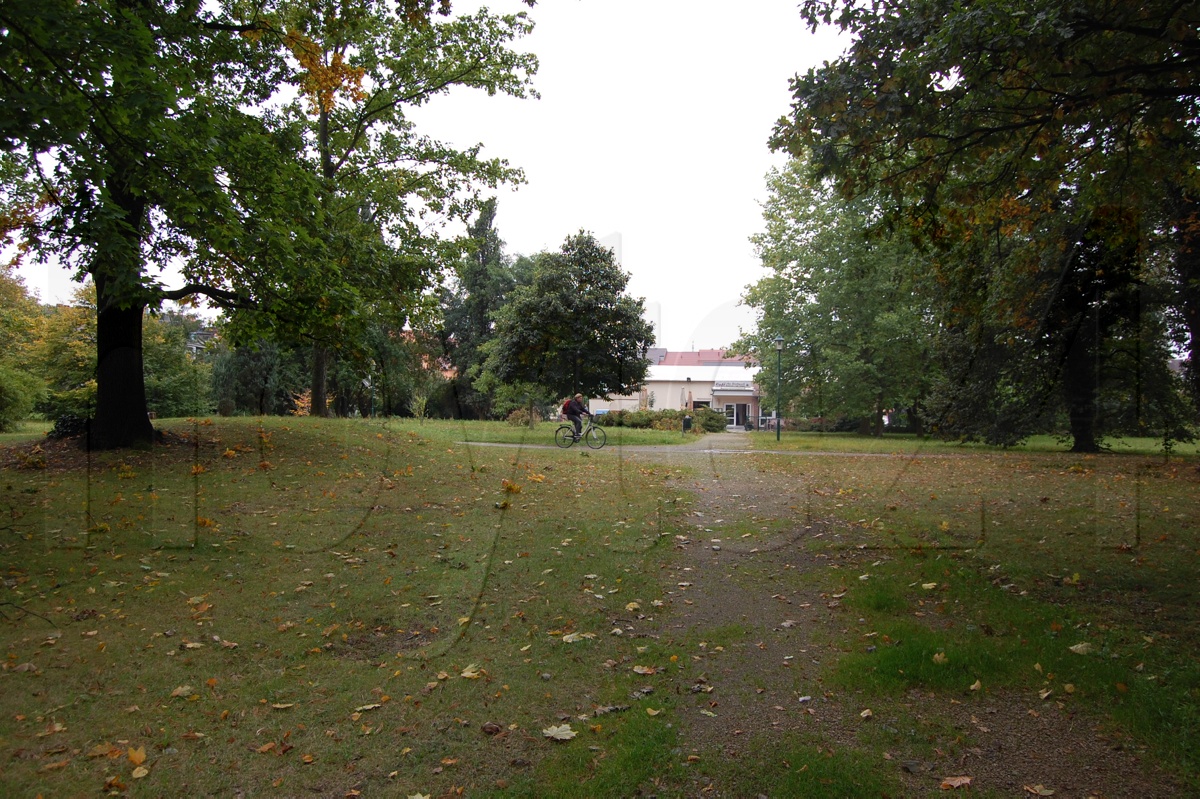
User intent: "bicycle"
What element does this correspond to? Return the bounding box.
[555,416,607,449]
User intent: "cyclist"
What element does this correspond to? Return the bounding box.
[563,393,590,440]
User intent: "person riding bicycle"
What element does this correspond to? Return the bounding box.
[564,393,590,440]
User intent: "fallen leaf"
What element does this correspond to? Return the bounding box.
[542,724,576,741]
[128,746,146,766]
[1023,786,1055,796]
[860,709,873,719]
[941,775,973,789]
[256,742,277,753]
[632,665,657,675]
[132,766,150,779]
[646,708,662,716]
[460,664,482,679]
[969,680,982,691]
[87,743,121,758]
[354,703,382,713]
[933,652,948,665]
[40,758,71,772]
[170,685,193,698]
[562,632,596,643]
[1068,642,1094,655]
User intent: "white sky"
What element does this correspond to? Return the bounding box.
[16,1,846,352]
[412,1,846,350]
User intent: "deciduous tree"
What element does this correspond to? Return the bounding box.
[476,233,654,416]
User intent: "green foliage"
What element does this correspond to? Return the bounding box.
[142,313,212,417]
[476,233,655,405]
[0,0,536,443]
[773,0,1200,448]
[0,363,42,432]
[0,267,45,429]
[737,158,936,435]
[440,203,531,419]
[595,407,725,433]
[210,340,307,417]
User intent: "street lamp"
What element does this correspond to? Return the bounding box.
[774,334,784,442]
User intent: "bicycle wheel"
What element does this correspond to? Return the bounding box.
[554,425,576,448]
[585,425,606,449]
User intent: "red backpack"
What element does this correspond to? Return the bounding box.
[562,400,571,415]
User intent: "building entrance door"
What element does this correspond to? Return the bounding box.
[724,403,750,427]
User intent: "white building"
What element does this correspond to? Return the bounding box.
[591,349,771,429]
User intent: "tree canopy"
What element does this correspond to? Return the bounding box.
[0,0,536,446]
[771,0,1199,449]
[735,158,936,435]
[476,232,654,415]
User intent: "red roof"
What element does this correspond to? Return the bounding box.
[655,349,755,367]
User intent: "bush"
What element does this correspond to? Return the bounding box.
[691,406,728,432]
[0,364,43,432]
[48,413,88,440]
[593,407,725,433]
[506,407,543,427]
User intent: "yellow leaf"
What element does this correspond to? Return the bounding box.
[970,680,982,691]
[257,742,276,753]
[646,708,661,716]
[132,766,150,779]
[170,685,193,697]
[460,664,482,679]
[128,746,146,766]
[940,775,972,789]
[542,724,576,740]
[933,652,948,665]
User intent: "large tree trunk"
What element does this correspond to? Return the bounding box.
[88,173,154,450]
[1062,319,1100,454]
[90,275,154,449]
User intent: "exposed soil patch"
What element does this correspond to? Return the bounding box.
[628,433,1184,797]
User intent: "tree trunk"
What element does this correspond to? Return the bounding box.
[311,346,331,417]
[1174,193,1200,407]
[88,172,154,450]
[90,277,154,449]
[1062,322,1100,453]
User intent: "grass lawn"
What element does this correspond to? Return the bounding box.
[405,417,701,447]
[0,420,53,446]
[745,429,1200,456]
[1,418,1197,796]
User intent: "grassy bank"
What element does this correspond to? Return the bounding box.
[1,418,1196,795]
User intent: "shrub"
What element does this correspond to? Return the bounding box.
[506,407,543,427]
[691,406,727,432]
[48,413,88,440]
[0,364,42,432]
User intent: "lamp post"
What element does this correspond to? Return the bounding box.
[774,334,784,442]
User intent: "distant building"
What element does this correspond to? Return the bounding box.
[590,349,770,429]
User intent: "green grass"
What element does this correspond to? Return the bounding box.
[747,430,1200,456]
[404,417,708,446]
[0,417,692,797]
[2,418,1197,794]
[0,419,52,445]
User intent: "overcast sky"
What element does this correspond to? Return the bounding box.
[414,1,846,350]
[17,1,846,352]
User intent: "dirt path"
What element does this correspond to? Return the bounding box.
[622,433,1182,798]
